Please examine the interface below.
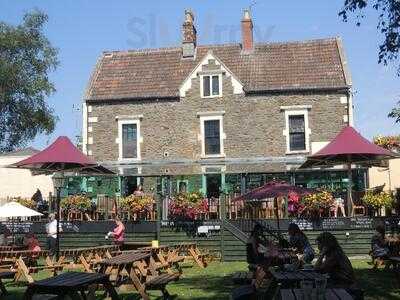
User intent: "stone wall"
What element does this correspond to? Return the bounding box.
[86,60,348,166]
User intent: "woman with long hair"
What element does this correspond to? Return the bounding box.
[246,223,266,265]
[315,232,356,288]
[288,223,314,263]
[371,224,389,260]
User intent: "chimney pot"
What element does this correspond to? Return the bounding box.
[241,9,254,53]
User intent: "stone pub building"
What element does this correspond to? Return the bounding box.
[80,10,366,206]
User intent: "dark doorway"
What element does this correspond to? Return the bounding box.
[123,176,139,196]
[206,174,221,198]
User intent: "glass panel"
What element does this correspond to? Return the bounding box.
[212,75,219,95]
[204,119,220,155]
[288,115,305,151]
[289,132,306,151]
[203,76,210,97]
[122,123,137,158]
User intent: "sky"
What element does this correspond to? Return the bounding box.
[1,0,399,149]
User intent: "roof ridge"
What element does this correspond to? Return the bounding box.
[101,37,339,57]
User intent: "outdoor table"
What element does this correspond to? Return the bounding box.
[0,271,16,296]
[23,271,120,300]
[100,251,177,300]
[122,241,152,251]
[280,288,353,300]
[169,242,207,268]
[270,269,327,288]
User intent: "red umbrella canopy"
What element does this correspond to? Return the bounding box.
[233,181,315,202]
[300,126,398,169]
[11,136,105,174]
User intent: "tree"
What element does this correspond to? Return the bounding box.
[339,1,400,124]
[340,0,400,73]
[0,10,58,151]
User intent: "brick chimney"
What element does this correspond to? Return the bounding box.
[182,9,197,58]
[241,9,254,53]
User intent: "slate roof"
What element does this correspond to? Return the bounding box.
[85,37,351,102]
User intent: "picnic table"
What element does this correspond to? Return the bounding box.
[280,288,353,300]
[122,241,152,250]
[169,242,208,268]
[100,251,179,300]
[23,271,119,300]
[270,269,327,288]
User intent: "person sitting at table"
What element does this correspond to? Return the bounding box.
[133,184,144,196]
[371,224,389,261]
[314,232,356,288]
[287,223,315,264]
[23,233,41,267]
[0,227,11,246]
[246,223,266,266]
[107,217,125,246]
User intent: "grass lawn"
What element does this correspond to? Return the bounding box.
[3,260,400,299]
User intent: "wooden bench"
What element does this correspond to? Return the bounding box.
[0,250,63,283]
[145,273,180,299]
[23,271,119,300]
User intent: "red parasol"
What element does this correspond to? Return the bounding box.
[9,136,114,260]
[299,126,398,214]
[232,181,315,230]
[233,181,314,202]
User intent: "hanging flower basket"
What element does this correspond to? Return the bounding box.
[61,195,91,212]
[169,192,209,220]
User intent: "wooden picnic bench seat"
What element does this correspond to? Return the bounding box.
[145,273,180,299]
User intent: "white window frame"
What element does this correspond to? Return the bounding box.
[200,74,222,98]
[118,119,141,161]
[282,109,311,154]
[200,115,225,158]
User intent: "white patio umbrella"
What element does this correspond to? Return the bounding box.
[0,202,43,243]
[0,201,43,218]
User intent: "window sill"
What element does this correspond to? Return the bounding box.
[285,150,309,155]
[118,157,142,162]
[200,154,226,159]
[201,94,222,99]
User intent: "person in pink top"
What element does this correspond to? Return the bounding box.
[108,217,125,246]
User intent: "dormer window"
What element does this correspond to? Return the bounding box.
[201,74,222,98]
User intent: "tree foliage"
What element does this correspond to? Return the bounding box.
[0,10,58,151]
[339,1,400,124]
[340,0,400,73]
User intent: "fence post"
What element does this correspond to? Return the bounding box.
[156,192,161,242]
[220,193,226,262]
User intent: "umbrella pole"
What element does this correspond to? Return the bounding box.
[347,162,352,217]
[274,197,280,231]
[56,187,61,262]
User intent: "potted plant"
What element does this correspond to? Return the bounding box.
[373,135,400,152]
[119,194,154,220]
[362,191,393,216]
[61,195,91,212]
[169,191,209,220]
[13,197,36,209]
[301,190,334,220]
